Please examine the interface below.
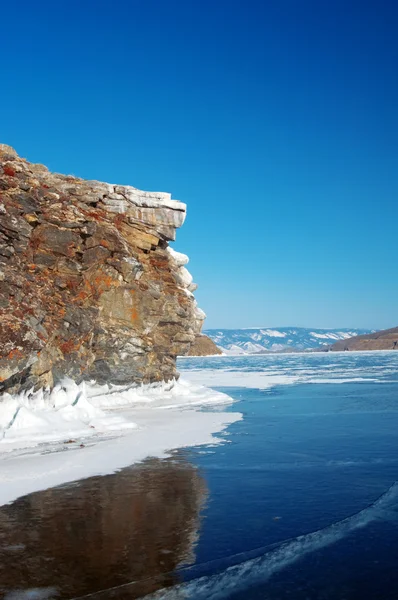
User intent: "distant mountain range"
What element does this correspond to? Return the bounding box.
[204,327,375,354]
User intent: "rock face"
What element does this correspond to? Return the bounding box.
[328,326,398,351]
[188,334,222,356]
[0,144,205,394]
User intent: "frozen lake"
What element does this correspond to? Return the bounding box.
[1,351,398,599]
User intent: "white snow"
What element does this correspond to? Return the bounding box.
[310,332,333,339]
[182,370,300,389]
[166,247,196,294]
[219,345,249,356]
[260,329,287,338]
[204,328,373,355]
[0,378,241,505]
[0,380,136,449]
[269,343,286,351]
[340,332,355,339]
[242,342,266,353]
[178,266,193,287]
[0,378,236,450]
[310,332,344,340]
[180,351,395,390]
[194,306,206,321]
[166,246,189,266]
[183,369,381,390]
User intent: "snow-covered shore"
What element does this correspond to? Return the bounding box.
[0,378,241,506]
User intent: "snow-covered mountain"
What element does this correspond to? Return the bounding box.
[204,327,374,355]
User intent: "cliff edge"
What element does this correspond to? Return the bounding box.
[188,334,222,356]
[0,144,205,393]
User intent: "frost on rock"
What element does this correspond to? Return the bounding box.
[177,267,193,287]
[166,246,206,328]
[167,246,189,267]
[195,306,206,322]
[167,247,194,289]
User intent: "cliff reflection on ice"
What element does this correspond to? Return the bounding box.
[0,456,207,599]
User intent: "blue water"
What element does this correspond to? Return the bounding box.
[171,352,398,599]
[2,352,398,599]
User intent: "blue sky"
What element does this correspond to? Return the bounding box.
[1,0,397,329]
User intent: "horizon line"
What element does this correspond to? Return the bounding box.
[203,326,379,331]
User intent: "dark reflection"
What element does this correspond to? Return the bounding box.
[0,456,207,599]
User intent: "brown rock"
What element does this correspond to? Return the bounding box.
[188,335,223,356]
[328,326,398,352]
[0,146,204,394]
[82,245,111,265]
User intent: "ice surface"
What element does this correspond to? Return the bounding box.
[180,351,398,389]
[142,481,398,599]
[0,378,241,506]
[182,369,385,388]
[182,370,301,388]
[0,378,236,449]
[4,589,57,600]
[3,351,395,506]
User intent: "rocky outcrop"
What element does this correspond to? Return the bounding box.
[328,326,398,352]
[0,144,205,394]
[188,334,222,356]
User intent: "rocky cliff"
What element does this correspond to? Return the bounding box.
[0,144,205,394]
[328,326,398,351]
[188,334,222,356]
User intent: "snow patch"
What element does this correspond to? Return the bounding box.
[0,378,235,451]
[310,332,333,339]
[179,266,193,287]
[166,246,189,266]
[260,329,287,338]
[0,380,137,449]
[0,378,240,506]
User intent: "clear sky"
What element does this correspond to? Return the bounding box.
[1,0,397,329]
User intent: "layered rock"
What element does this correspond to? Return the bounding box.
[0,144,205,393]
